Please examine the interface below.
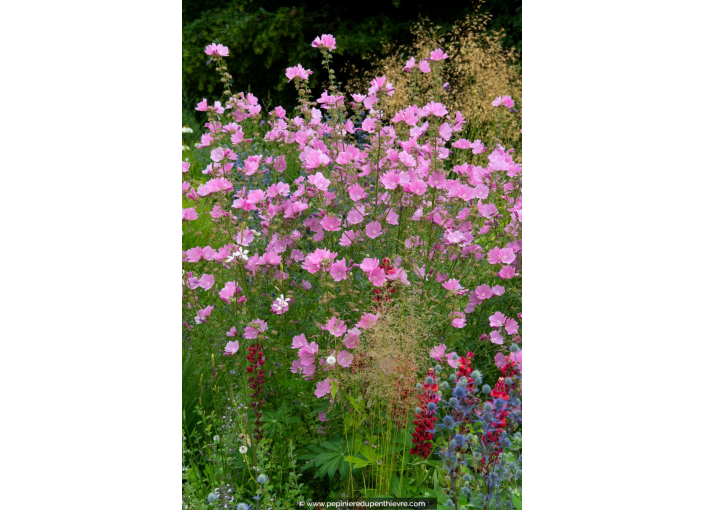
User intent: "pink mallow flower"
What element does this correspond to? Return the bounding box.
[450,312,466,328]
[311,34,336,50]
[322,317,347,337]
[329,258,349,282]
[337,350,354,368]
[429,344,447,362]
[285,64,313,82]
[490,331,504,345]
[489,312,507,328]
[243,319,268,339]
[194,306,214,325]
[343,328,360,349]
[205,43,229,57]
[223,341,239,356]
[314,378,333,398]
[356,313,379,329]
[429,48,449,61]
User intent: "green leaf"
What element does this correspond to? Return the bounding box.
[511,493,522,510]
[344,456,370,469]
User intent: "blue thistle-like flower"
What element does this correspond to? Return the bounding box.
[207,493,218,503]
[449,373,457,382]
[482,384,492,395]
[425,376,434,384]
[256,474,269,484]
[505,377,513,386]
[453,385,466,399]
[427,402,437,412]
[443,415,455,428]
[510,343,519,353]
[434,364,443,372]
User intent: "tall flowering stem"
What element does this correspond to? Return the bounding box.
[410,368,439,458]
[246,343,265,443]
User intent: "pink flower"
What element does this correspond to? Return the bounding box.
[499,248,516,264]
[198,274,215,291]
[489,331,504,345]
[337,350,354,368]
[205,43,229,57]
[505,318,519,335]
[509,350,522,372]
[429,48,448,61]
[356,313,379,329]
[318,412,329,422]
[343,328,360,349]
[368,267,387,287]
[477,202,498,218]
[243,319,267,339]
[210,147,225,162]
[492,285,505,296]
[489,312,507,328]
[301,248,337,274]
[403,56,415,71]
[360,258,380,273]
[475,284,494,301]
[311,34,336,50]
[223,341,239,356]
[314,378,333,398]
[194,305,214,325]
[182,208,198,221]
[321,214,342,232]
[291,334,308,349]
[322,317,347,337]
[418,59,431,73]
[226,327,237,337]
[450,311,466,328]
[441,279,463,293]
[425,101,448,117]
[429,344,447,362]
[329,258,349,282]
[361,117,376,133]
[498,266,516,279]
[348,183,367,201]
[365,221,383,239]
[308,172,331,191]
[285,63,313,82]
[219,281,240,303]
[502,96,515,108]
[494,352,508,369]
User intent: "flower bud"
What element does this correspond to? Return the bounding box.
[504,377,513,386]
[510,343,520,352]
[482,384,491,395]
[207,493,218,503]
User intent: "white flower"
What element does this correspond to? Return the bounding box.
[239,445,248,454]
[226,248,250,263]
[181,145,190,151]
[182,126,194,134]
[326,355,337,366]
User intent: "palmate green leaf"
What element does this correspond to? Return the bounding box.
[344,456,370,469]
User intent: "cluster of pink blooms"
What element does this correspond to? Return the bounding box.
[182,34,521,405]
